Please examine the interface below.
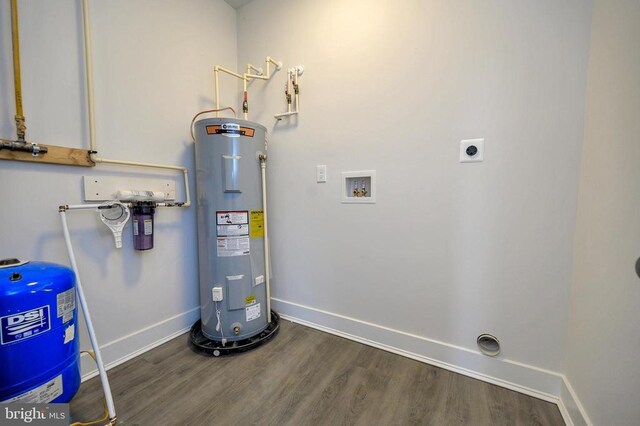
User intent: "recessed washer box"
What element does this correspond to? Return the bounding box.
[342,170,376,204]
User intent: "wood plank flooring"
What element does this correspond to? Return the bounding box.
[70,320,564,425]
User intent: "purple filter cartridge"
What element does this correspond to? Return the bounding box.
[132,202,156,250]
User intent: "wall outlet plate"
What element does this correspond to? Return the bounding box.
[316,165,327,183]
[460,138,484,163]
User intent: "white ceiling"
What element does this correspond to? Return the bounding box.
[224,0,255,9]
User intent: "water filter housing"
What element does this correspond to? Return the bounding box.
[194,118,269,342]
[0,259,80,403]
[132,202,155,250]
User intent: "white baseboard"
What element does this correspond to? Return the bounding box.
[272,297,591,426]
[80,307,200,381]
[559,376,593,426]
[75,299,591,426]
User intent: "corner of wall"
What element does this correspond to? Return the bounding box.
[559,376,593,426]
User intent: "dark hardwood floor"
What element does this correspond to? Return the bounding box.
[70,320,564,425]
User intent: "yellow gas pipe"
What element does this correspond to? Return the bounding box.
[10,0,26,141]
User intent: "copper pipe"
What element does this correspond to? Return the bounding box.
[10,0,26,141]
[189,107,237,141]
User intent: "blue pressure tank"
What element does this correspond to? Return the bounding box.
[0,259,80,403]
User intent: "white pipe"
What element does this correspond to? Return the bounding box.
[92,158,191,207]
[60,210,116,423]
[216,65,244,79]
[259,157,272,323]
[81,0,191,208]
[92,158,184,171]
[247,64,262,75]
[215,65,247,120]
[244,74,270,81]
[266,56,282,76]
[294,68,299,113]
[215,69,220,117]
[242,61,279,120]
[274,66,302,120]
[81,0,96,153]
[287,69,292,114]
[274,111,298,120]
[215,57,282,119]
[63,203,104,210]
[246,56,282,81]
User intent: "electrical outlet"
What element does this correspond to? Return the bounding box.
[460,139,484,163]
[212,286,223,302]
[316,165,327,182]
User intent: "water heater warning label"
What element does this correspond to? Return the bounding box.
[246,303,261,322]
[216,211,250,256]
[250,210,264,238]
[217,224,249,237]
[217,211,248,226]
[217,237,250,257]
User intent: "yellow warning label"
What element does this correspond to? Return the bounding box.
[250,210,264,238]
[245,295,257,306]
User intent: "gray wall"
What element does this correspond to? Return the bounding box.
[565,0,640,424]
[0,0,237,376]
[6,2,637,423]
[237,0,592,373]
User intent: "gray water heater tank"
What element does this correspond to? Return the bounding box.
[194,118,269,342]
